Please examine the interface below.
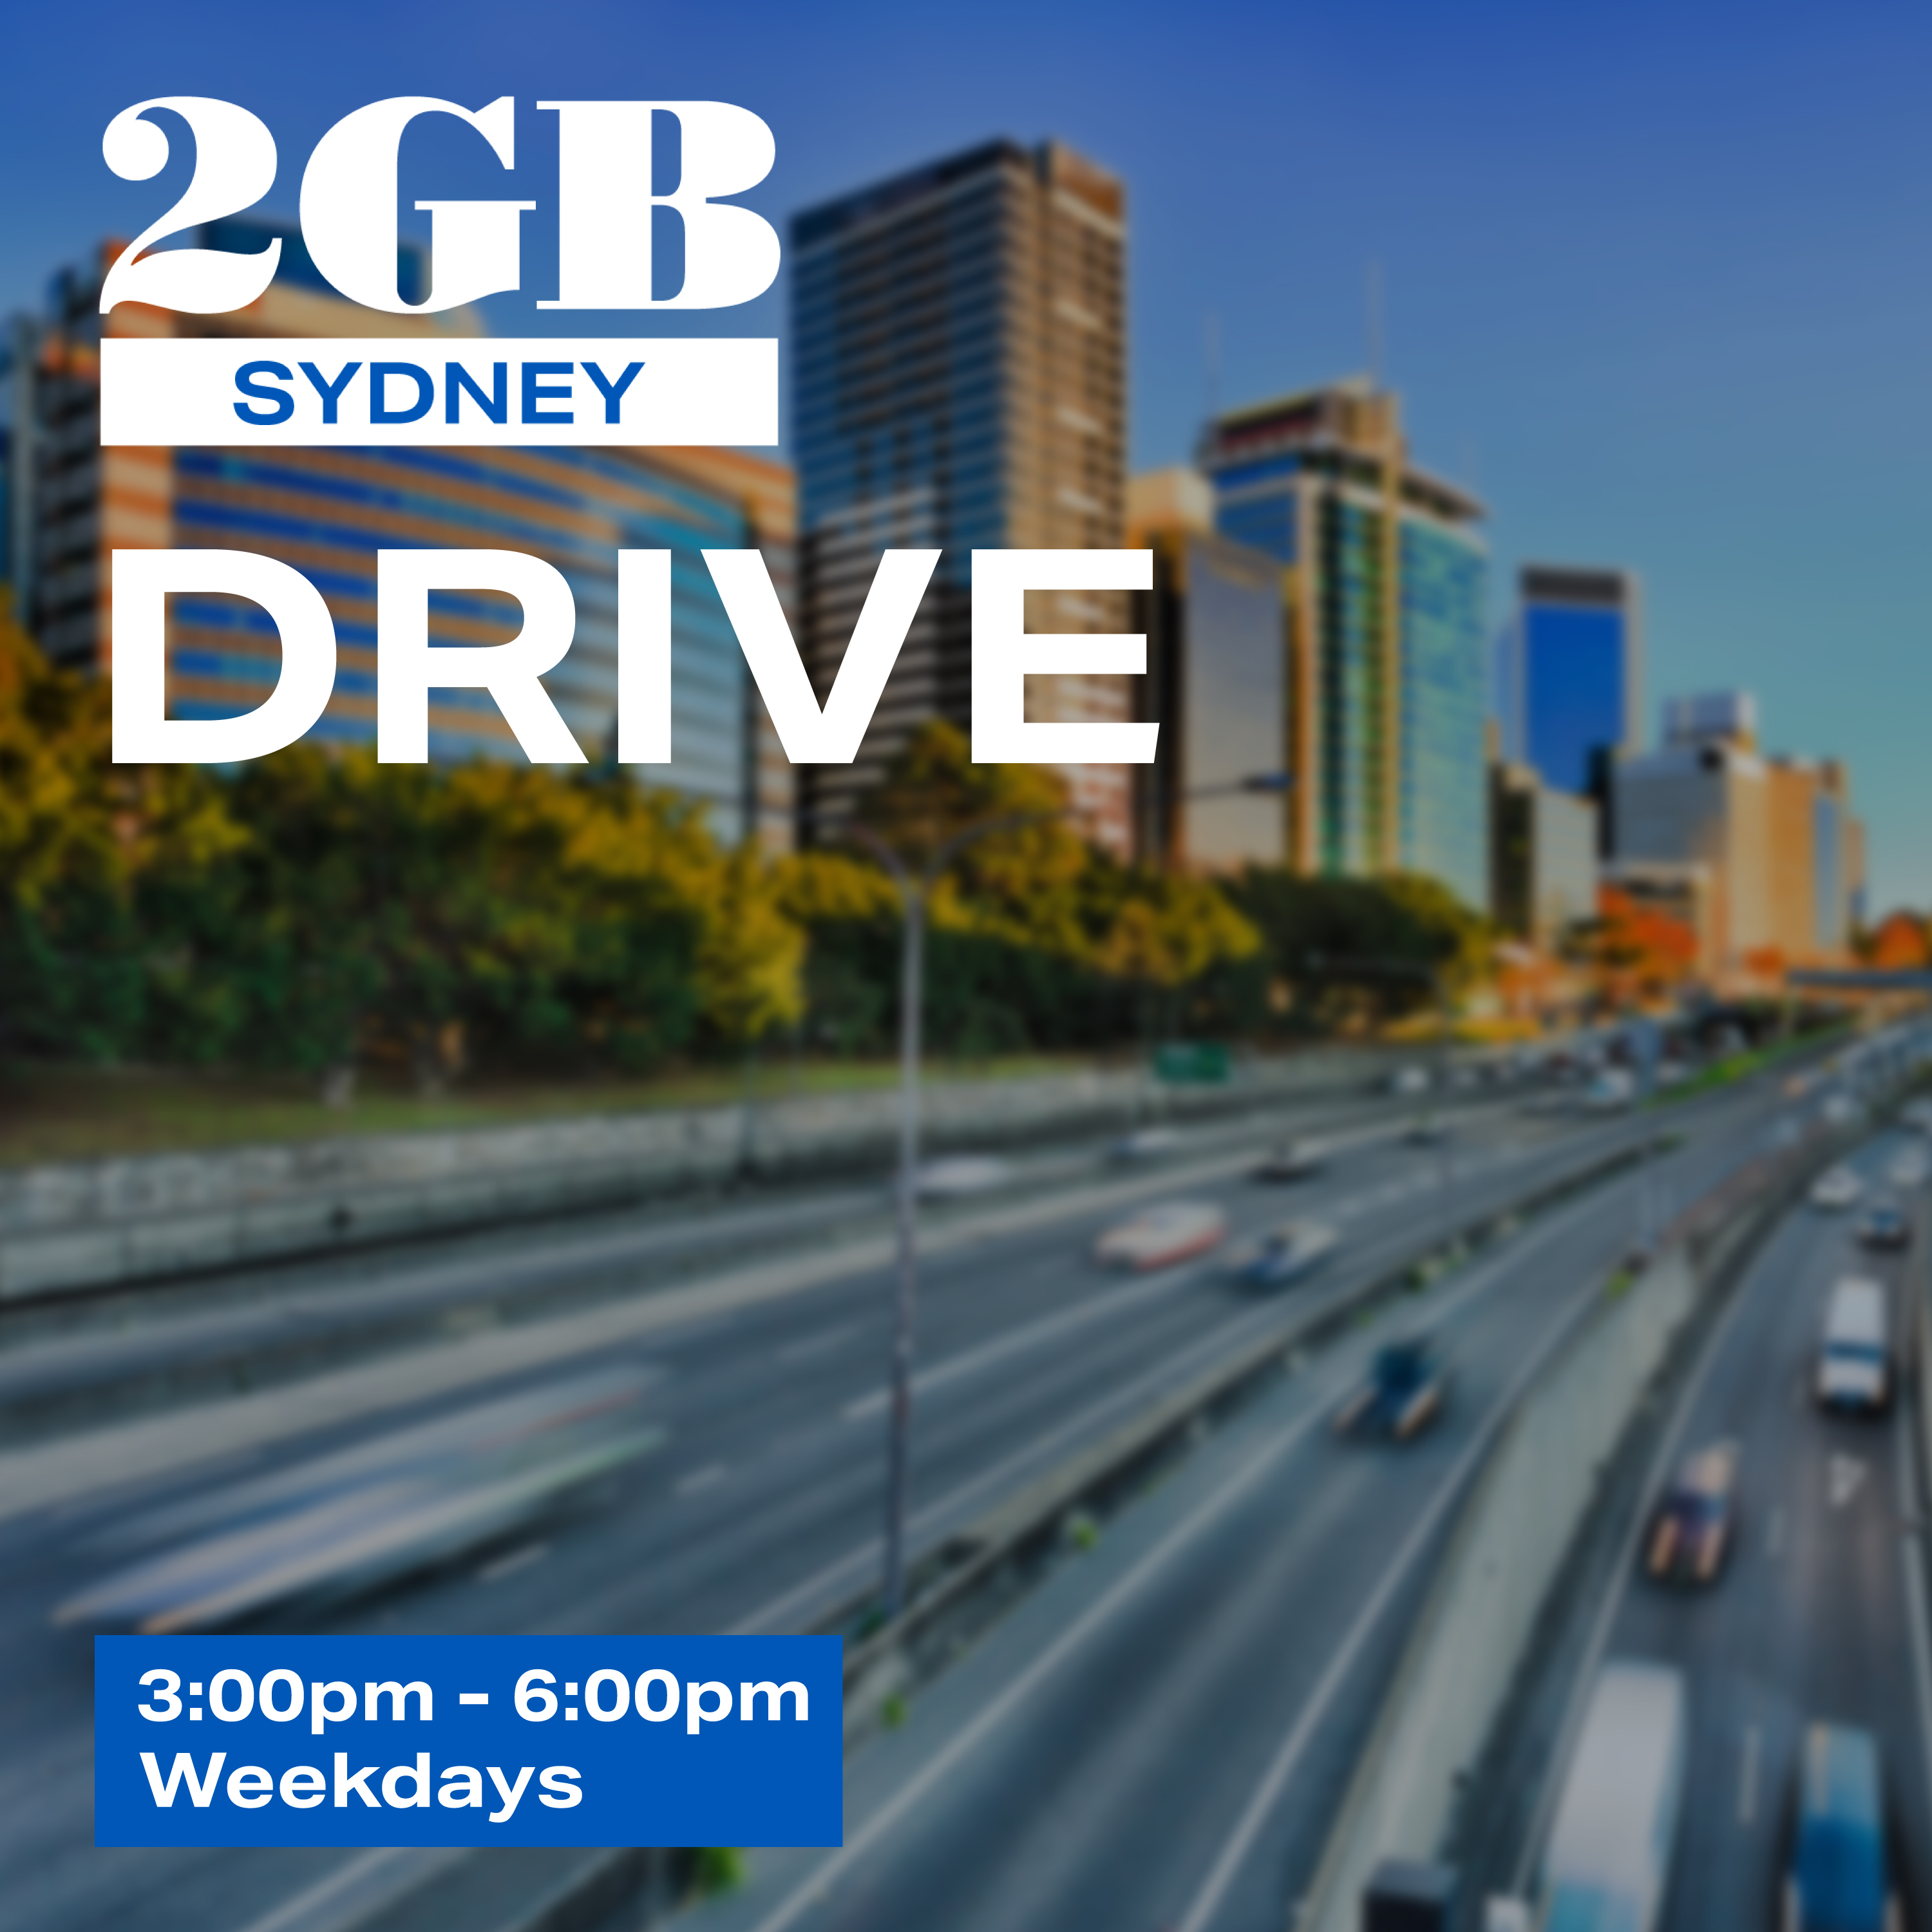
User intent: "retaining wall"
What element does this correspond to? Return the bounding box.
[1298,1133,1828,1932]
[0,1047,1392,1303]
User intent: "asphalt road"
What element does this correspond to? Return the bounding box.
[1519,1127,1932,1929]
[0,1081,1528,1440]
[654,1089,1781,1932]
[0,1075,1793,1932]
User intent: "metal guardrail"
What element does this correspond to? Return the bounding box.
[464,1130,1667,1932]
[829,1126,1669,1738]
[439,1040,1874,1932]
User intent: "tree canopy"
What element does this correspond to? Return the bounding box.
[0,648,1281,1080]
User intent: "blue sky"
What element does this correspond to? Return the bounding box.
[5,0,1929,907]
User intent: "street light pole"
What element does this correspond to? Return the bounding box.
[848,811,1041,1620]
[854,775,1290,1618]
[885,855,923,1622]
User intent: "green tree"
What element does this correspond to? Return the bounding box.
[1231,868,1491,1030]
[696,844,806,1052]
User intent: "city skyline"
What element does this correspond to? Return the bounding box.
[1,0,1925,905]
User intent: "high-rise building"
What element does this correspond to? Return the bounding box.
[1510,567,1641,829]
[8,231,792,846]
[1490,760,1598,949]
[628,444,799,851]
[1198,379,1489,911]
[1613,690,1863,983]
[790,138,1132,851]
[1127,466,1289,870]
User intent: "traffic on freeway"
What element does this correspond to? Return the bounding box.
[0,1040,1888,1932]
[0,1063,1658,1932]
[1495,1120,1932,1931]
[650,1075,1803,1932]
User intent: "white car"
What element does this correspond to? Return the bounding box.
[1582,1068,1636,1113]
[1388,1065,1432,1097]
[915,1155,1013,1200]
[1107,1127,1180,1164]
[1811,1167,1863,1212]
[1094,1200,1227,1271]
[1888,1148,1929,1190]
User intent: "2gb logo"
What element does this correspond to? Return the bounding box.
[99,95,780,317]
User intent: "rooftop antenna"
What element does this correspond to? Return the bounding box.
[1365,259,1384,390]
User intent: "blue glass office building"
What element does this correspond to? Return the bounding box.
[1201,383,1489,911]
[1515,565,1640,801]
[21,240,773,844]
[165,446,754,836]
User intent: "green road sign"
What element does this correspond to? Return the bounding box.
[1153,1041,1231,1084]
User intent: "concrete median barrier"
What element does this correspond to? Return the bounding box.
[1295,1124,1855,1932]
[831,1130,1669,1743]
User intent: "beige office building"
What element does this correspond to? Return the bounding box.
[1613,690,1863,985]
[1490,761,1600,949]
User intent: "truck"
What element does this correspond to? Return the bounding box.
[1537,1660,1687,1932]
[1817,1278,1891,1415]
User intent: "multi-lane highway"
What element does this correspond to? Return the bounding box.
[0,1067,1814,1932]
[658,1081,1780,1932]
[1501,1126,1932,1929]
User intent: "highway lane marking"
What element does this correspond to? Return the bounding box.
[1505,1164,1774,1897]
[731,1282,1364,1636]
[731,1162,1649,1638]
[675,1463,730,1497]
[221,1847,466,1932]
[0,1110,1513,1528]
[746,1130,1751,1641]
[1830,1454,1869,1510]
[1170,1235,1619,1932]
[734,1170,1642,1932]
[776,1323,863,1363]
[476,1540,549,1583]
[839,1255,1218,1422]
[837,1152,1507,1422]
[1739,1725,1760,1826]
[1890,1366,1932,1859]
[733,1391,1350,1932]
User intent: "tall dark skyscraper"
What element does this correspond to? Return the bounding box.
[790,138,1132,850]
[1514,564,1641,804]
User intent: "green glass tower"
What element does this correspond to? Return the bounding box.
[1200,381,1489,911]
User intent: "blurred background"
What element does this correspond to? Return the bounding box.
[4,3,1932,1929]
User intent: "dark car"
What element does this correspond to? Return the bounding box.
[1334,1336,1449,1441]
[1224,1220,1338,1291]
[1644,1441,1738,1586]
[1253,1139,1324,1182]
[1855,1201,1910,1253]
